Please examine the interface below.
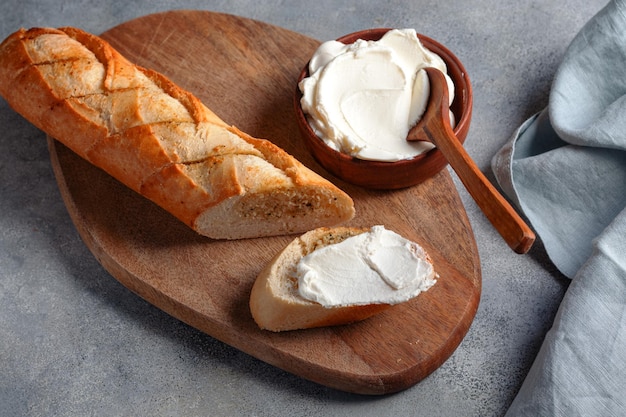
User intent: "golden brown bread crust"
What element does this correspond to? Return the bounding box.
[250,227,392,332]
[0,27,355,239]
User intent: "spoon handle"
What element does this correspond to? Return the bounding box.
[422,121,535,254]
[412,68,535,254]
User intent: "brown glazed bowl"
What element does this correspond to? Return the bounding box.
[294,28,473,190]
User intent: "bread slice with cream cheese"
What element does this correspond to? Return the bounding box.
[249,226,436,332]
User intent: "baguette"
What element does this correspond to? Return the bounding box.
[0,27,355,239]
[250,226,437,332]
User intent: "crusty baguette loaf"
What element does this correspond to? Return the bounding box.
[251,226,421,332]
[0,27,355,239]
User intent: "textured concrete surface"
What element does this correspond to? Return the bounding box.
[0,1,607,416]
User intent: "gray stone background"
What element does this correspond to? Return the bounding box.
[0,1,608,416]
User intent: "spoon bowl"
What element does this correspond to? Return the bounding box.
[294,28,473,190]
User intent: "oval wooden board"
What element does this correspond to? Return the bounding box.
[47,10,481,395]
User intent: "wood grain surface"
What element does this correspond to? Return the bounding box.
[47,10,481,395]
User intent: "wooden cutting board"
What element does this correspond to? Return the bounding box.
[47,10,481,395]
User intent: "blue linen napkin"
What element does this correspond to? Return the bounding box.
[491,0,626,414]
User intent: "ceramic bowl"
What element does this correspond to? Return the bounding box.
[294,28,473,189]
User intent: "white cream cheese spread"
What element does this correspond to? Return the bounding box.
[299,28,455,162]
[296,225,437,307]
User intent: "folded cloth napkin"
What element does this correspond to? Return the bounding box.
[492,0,626,415]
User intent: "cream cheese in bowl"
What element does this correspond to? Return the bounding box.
[298,28,455,162]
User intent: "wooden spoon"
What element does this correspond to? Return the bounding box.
[408,67,535,254]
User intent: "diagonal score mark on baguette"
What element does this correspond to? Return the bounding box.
[0,27,355,239]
